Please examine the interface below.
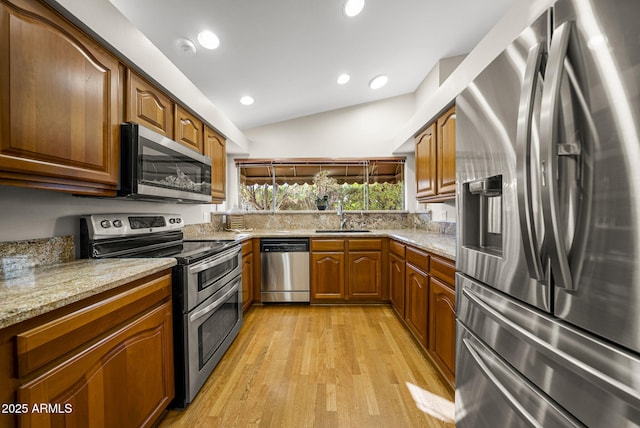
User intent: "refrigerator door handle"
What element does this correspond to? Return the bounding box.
[516,42,545,281]
[539,21,575,290]
[461,337,546,428]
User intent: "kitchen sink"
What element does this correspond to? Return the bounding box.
[315,229,371,233]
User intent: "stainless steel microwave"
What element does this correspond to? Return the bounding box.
[119,123,212,203]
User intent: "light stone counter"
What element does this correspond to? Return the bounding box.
[185,229,456,260]
[0,258,176,330]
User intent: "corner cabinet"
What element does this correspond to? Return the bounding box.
[0,0,120,196]
[204,126,227,202]
[415,105,456,202]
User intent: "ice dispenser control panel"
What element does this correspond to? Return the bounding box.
[462,175,503,256]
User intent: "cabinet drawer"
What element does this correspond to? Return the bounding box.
[430,256,455,287]
[242,240,253,255]
[16,272,172,377]
[348,238,382,251]
[406,246,429,272]
[311,239,345,252]
[389,239,405,257]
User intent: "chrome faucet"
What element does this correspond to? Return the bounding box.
[337,201,347,230]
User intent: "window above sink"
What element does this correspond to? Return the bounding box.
[235,157,405,212]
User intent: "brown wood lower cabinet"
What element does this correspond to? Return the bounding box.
[241,239,254,312]
[310,238,386,302]
[388,239,456,390]
[405,262,429,348]
[0,270,174,428]
[429,277,456,386]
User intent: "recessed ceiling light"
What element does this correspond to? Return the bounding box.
[176,38,197,56]
[197,30,220,50]
[337,74,351,85]
[343,0,365,17]
[240,96,254,106]
[369,75,388,89]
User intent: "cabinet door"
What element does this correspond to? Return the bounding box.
[127,70,174,137]
[174,105,203,153]
[415,123,437,200]
[0,0,119,195]
[204,126,226,202]
[18,301,174,428]
[311,252,345,301]
[241,251,254,313]
[389,252,406,317]
[405,263,429,348]
[348,251,382,299]
[436,105,456,195]
[429,277,456,386]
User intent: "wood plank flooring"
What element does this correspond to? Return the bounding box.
[159,305,455,427]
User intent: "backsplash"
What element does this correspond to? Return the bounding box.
[0,236,74,276]
[185,211,456,236]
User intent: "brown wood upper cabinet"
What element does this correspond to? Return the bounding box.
[126,70,174,138]
[204,126,227,202]
[0,0,120,196]
[175,105,204,153]
[415,105,456,202]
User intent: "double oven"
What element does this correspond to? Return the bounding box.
[80,213,242,408]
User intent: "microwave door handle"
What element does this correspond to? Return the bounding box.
[516,42,545,281]
[540,21,575,291]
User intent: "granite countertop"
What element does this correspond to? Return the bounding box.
[185,229,456,260]
[0,258,176,330]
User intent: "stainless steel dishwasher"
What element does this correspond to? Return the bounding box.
[260,238,310,302]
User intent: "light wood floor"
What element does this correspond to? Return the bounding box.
[159,305,455,427]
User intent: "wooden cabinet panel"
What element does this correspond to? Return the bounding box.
[16,273,171,377]
[348,238,382,251]
[429,277,456,387]
[204,126,226,202]
[405,263,429,348]
[429,255,455,287]
[126,70,173,137]
[415,123,437,199]
[18,301,174,428]
[0,0,119,196]
[436,105,456,195]
[406,246,429,272]
[311,239,345,252]
[241,241,254,312]
[310,252,345,300]
[174,105,203,152]
[389,239,405,257]
[347,251,382,299]
[389,252,405,317]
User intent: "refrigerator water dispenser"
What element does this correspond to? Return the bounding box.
[462,175,503,256]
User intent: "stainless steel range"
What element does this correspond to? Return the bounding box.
[80,213,242,408]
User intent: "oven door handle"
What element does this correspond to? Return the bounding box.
[189,279,240,323]
[188,247,240,275]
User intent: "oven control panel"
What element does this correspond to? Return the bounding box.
[81,213,183,240]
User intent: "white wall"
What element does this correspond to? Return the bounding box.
[244,94,415,158]
[0,186,211,243]
[392,0,556,152]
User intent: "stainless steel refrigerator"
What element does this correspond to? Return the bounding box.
[455,0,640,426]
